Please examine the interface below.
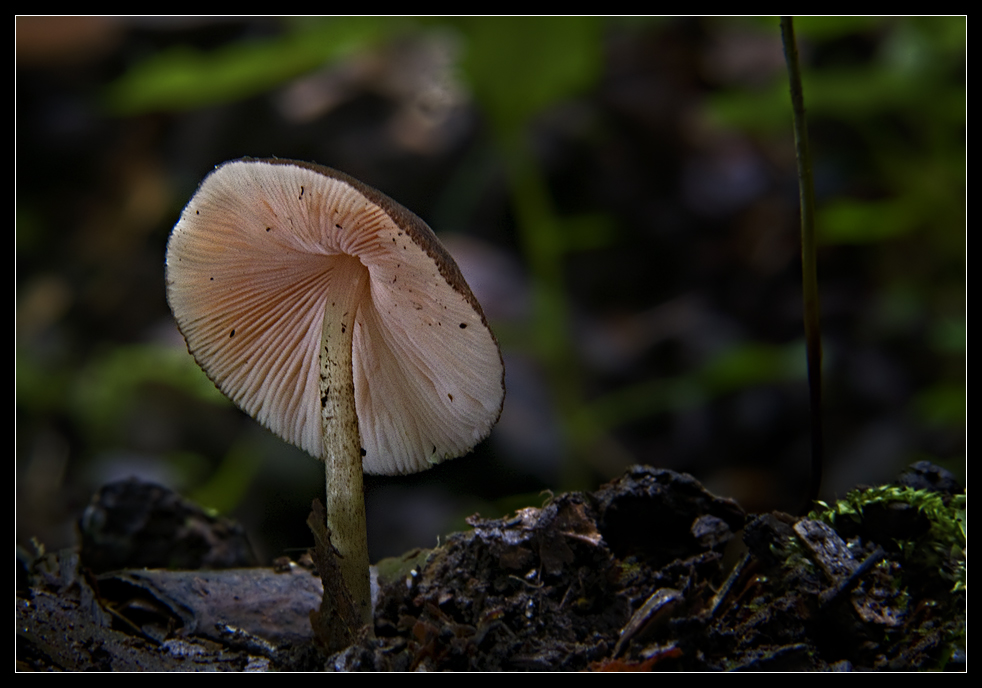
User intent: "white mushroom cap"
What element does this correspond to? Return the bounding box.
[165,158,505,475]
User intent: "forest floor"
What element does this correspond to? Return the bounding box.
[17,464,964,671]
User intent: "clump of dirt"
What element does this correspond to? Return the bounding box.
[339,466,743,670]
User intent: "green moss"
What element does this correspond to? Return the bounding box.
[810,485,966,592]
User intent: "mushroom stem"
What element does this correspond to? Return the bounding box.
[319,256,373,628]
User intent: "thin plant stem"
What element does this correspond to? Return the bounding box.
[780,17,824,512]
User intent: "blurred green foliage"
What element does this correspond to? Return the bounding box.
[28,17,963,517]
[70,344,227,444]
[104,17,397,114]
[453,17,608,484]
[584,342,807,435]
[455,16,603,133]
[710,17,964,443]
[17,342,227,449]
[187,440,265,515]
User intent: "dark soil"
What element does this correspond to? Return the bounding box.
[17,464,964,671]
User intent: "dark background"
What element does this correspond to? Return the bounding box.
[16,16,965,565]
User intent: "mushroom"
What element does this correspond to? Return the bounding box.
[165,158,505,627]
